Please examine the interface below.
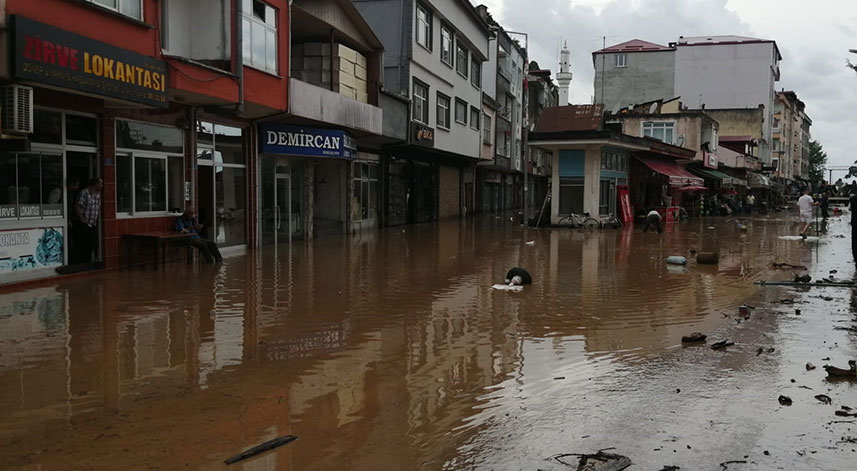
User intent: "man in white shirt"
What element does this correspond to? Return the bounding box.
[797,187,816,239]
[643,209,663,233]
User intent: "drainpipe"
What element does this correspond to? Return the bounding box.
[398,0,405,93]
[235,0,245,114]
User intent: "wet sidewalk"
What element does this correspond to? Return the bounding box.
[1,215,854,470]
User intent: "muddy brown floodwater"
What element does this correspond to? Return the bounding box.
[2,215,856,470]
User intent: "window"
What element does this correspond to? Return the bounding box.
[599,179,616,216]
[642,121,675,144]
[440,25,453,66]
[197,123,247,247]
[482,113,492,144]
[614,53,627,68]
[470,107,480,131]
[601,151,627,172]
[88,0,142,20]
[0,152,64,220]
[416,4,432,50]
[115,120,184,216]
[471,56,481,88]
[242,0,278,73]
[437,93,451,129]
[559,177,584,215]
[412,80,429,124]
[456,40,468,77]
[455,98,468,125]
[353,162,379,221]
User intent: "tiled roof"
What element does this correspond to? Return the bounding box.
[593,39,673,54]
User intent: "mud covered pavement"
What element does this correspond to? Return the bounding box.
[1,215,856,470]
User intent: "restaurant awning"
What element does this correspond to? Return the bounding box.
[746,172,771,189]
[689,167,748,187]
[636,156,704,187]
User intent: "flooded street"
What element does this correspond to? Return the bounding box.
[2,215,856,470]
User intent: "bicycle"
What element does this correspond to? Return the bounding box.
[556,212,600,229]
[601,213,624,229]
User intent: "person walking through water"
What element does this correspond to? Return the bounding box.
[797,187,817,239]
[851,184,857,262]
[643,209,663,233]
[175,207,223,263]
[820,190,830,220]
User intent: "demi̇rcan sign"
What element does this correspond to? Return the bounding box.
[13,16,168,108]
[259,124,356,160]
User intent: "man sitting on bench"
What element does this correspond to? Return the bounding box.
[175,207,223,264]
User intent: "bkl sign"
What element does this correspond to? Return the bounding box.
[260,124,356,159]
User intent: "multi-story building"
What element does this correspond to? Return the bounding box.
[594,35,782,165]
[772,90,809,183]
[471,5,525,212]
[592,39,676,113]
[526,62,559,209]
[353,0,490,225]
[799,109,812,180]
[0,0,389,285]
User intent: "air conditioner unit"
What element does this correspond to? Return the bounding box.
[2,85,34,135]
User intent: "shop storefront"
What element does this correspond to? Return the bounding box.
[258,123,356,244]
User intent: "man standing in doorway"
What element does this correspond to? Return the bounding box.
[797,187,816,239]
[176,207,223,264]
[75,177,102,264]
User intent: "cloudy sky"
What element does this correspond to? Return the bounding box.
[476,0,857,170]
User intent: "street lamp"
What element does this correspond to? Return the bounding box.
[505,30,529,224]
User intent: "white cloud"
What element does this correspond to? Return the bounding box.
[477,0,857,168]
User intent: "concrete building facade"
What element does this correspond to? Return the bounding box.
[592,40,676,113]
[353,0,490,224]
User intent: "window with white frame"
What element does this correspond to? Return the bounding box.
[413,80,429,124]
[614,53,627,67]
[88,0,142,20]
[416,4,432,50]
[482,113,492,144]
[242,0,278,73]
[455,98,468,125]
[471,56,481,88]
[470,107,480,131]
[456,40,468,77]
[642,121,675,144]
[115,120,184,216]
[437,93,451,129]
[440,25,453,66]
[353,162,379,221]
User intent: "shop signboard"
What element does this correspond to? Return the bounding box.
[0,227,64,273]
[704,151,718,169]
[411,122,435,148]
[617,185,633,224]
[260,124,356,160]
[13,16,168,108]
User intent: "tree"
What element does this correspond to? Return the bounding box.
[808,140,827,186]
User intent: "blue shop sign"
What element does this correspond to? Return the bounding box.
[260,124,356,160]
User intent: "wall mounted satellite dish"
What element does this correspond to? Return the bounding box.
[676,135,686,147]
[648,102,658,114]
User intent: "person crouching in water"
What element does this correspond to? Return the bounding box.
[505,267,532,286]
[643,209,663,233]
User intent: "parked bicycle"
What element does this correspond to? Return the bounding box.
[556,212,600,229]
[601,213,624,229]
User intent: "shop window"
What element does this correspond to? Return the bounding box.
[215,167,246,246]
[115,120,184,217]
[33,110,62,145]
[116,120,184,154]
[65,114,98,146]
[559,177,584,215]
[89,0,143,21]
[353,162,379,221]
[243,0,278,73]
[0,152,64,220]
[214,125,245,164]
[197,121,247,247]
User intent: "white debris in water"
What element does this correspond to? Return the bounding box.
[492,284,524,292]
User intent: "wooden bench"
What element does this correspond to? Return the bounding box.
[122,232,195,269]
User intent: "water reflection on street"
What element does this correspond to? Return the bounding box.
[0,216,825,469]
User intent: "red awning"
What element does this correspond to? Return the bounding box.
[636,156,705,187]
[676,185,707,192]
